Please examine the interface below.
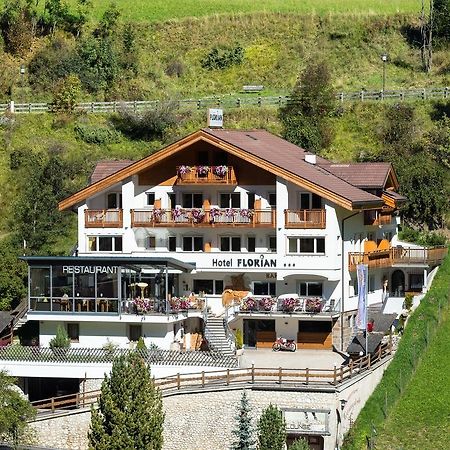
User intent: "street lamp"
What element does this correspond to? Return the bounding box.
[380,53,388,92]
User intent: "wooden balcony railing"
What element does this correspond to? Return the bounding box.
[85,209,123,228]
[176,165,237,184]
[364,210,393,226]
[131,208,276,228]
[348,246,448,271]
[285,209,326,229]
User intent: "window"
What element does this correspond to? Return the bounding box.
[183,236,203,251]
[193,279,224,295]
[168,236,176,252]
[88,236,122,252]
[219,193,240,208]
[146,192,155,206]
[146,236,156,250]
[299,282,323,297]
[253,282,276,296]
[268,192,276,208]
[182,193,203,208]
[220,236,241,252]
[300,192,322,209]
[168,193,176,208]
[287,237,325,254]
[67,323,79,343]
[247,192,255,209]
[128,325,142,342]
[197,151,209,165]
[213,151,228,165]
[268,236,276,252]
[107,192,122,209]
[247,236,256,253]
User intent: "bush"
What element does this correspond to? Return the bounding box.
[201,45,244,70]
[404,293,414,310]
[165,59,185,77]
[49,325,70,349]
[74,124,122,144]
[398,227,448,246]
[136,336,147,350]
[235,329,243,350]
[289,438,310,450]
[50,74,82,114]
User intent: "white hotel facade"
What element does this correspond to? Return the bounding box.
[18,127,447,357]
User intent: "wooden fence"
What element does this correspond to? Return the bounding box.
[30,342,391,413]
[1,87,449,115]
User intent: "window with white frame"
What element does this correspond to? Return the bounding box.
[146,192,155,206]
[299,192,322,209]
[220,236,241,252]
[287,237,325,254]
[88,236,123,252]
[182,193,203,208]
[182,236,203,251]
[107,192,122,209]
[253,281,276,296]
[268,235,276,252]
[298,281,323,297]
[193,279,224,295]
[219,192,240,208]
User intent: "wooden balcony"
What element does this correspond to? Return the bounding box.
[176,165,237,185]
[348,246,448,271]
[85,209,123,228]
[131,208,276,228]
[364,210,393,226]
[284,209,326,229]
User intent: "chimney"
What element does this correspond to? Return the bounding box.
[305,154,316,165]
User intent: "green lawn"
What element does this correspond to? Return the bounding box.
[68,0,421,22]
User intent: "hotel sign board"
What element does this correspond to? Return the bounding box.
[211,256,277,269]
[282,409,330,435]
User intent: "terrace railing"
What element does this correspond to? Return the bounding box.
[131,208,276,228]
[348,246,448,271]
[84,209,123,228]
[176,166,237,184]
[29,342,392,412]
[284,209,326,229]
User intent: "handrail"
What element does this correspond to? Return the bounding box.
[30,342,392,412]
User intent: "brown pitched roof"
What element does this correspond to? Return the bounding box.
[318,162,392,189]
[203,129,383,207]
[60,129,386,211]
[90,160,135,184]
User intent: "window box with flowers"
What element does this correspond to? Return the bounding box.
[209,207,222,223]
[281,297,298,313]
[239,209,253,223]
[152,208,163,223]
[305,297,323,313]
[241,297,258,312]
[133,298,152,314]
[178,165,191,176]
[213,165,228,178]
[258,297,275,311]
[196,165,210,177]
[172,207,185,222]
[191,208,205,224]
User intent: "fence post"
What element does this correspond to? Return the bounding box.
[9,100,14,114]
[226,368,230,385]
[28,103,32,113]
[444,87,449,99]
[305,368,309,385]
[236,97,241,107]
[359,91,364,102]
[333,365,337,385]
[349,360,353,378]
[177,373,181,390]
[251,364,255,384]
[368,353,371,369]
[51,397,55,412]
[113,101,117,113]
[201,371,205,387]
[197,99,201,109]
[278,367,282,384]
[258,96,262,107]
[76,393,79,408]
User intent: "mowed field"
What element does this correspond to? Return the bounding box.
[15,0,423,22]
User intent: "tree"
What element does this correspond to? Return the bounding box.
[289,437,310,450]
[279,59,335,152]
[50,74,82,114]
[230,391,255,450]
[49,325,70,349]
[257,404,286,450]
[433,0,450,41]
[88,351,164,450]
[0,371,35,447]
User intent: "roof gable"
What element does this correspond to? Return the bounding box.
[59,129,384,211]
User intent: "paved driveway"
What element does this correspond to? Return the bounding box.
[239,348,345,370]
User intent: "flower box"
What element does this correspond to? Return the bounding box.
[281,298,298,313]
[258,297,275,311]
[213,165,228,177]
[178,165,191,176]
[305,297,322,313]
[241,297,258,311]
[196,165,210,176]
[191,208,205,224]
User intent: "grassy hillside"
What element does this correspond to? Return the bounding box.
[343,252,450,449]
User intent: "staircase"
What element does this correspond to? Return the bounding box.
[205,315,235,356]
[13,315,28,331]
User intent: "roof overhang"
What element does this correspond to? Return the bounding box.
[58,129,383,212]
[20,256,196,273]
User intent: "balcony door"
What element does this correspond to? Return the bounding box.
[220,193,240,208]
[300,192,321,209]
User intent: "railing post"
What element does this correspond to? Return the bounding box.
[177,373,181,390]
[340,366,344,381]
[305,368,309,385]
[76,393,79,408]
[333,365,337,385]
[226,368,230,385]
[278,367,282,384]
[201,371,205,387]
[251,364,255,384]
[9,100,14,114]
[349,359,353,378]
[90,102,94,113]
[368,353,371,369]
[51,397,55,412]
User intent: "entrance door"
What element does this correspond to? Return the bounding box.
[391,270,405,297]
[243,319,257,347]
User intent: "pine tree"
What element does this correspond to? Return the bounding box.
[88,351,164,450]
[230,391,255,450]
[289,437,310,450]
[257,404,286,450]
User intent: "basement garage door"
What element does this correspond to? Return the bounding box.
[297,321,332,350]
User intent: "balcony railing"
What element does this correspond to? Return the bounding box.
[285,209,326,229]
[176,165,237,185]
[85,209,123,228]
[131,208,276,228]
[364,210,393,226]
[348,246,448,271]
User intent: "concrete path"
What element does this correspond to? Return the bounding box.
[239,347,345,370]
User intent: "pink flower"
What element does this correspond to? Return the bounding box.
[213,165,228,177]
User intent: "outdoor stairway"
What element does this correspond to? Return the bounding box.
[205,316,235,356]
[13,315,28,331]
